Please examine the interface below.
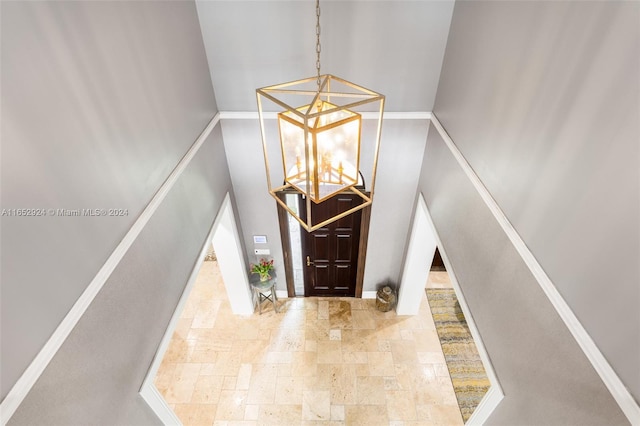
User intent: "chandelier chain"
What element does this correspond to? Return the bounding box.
[315,0,321,89]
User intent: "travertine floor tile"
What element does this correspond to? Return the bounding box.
[316,341,342,364]
[156,261,465,426]
[342,329,379,352]
[328,364,357,405]
[330,404,345,421]
[222,376,237,390]
[235,363,252,390]
[305,319,331,341]
[351,310,376,329]
[173,403,217,426]
[302,390,331,421]
[424,403,465,425]
[258,404,302,425]
[342,350,367,364]
[329,329,342,341]
[246,364,277,404]
[318,301,329,320]
[328,300,352,329]
[164,336,196,363]
[417,350,446,364]
[413,386,446,406]
[356,376,386,405]
[154,362,177,393]
[215,390,247,421]
[191,375,224,404]
[305,339,317,352]
[164,363,201,403]
[291,351,318,378]
[386,390,417,421]
[426,271,452,289]
[367,351,395,376]
[269,329,305,352]
[390,340,419,364]
[189,348,218,363]
[275,376,305,405]
[344,404,388,425]
[174,317,195,339]
[210,352,241,376]
[263,351,293,364]
[244,404,259,421]
[412,329,441,351]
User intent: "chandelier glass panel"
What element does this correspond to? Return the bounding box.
[256,1,384,232]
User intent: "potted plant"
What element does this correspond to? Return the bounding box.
[251,258,274,282]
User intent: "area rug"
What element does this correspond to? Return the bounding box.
[426,288,491,423]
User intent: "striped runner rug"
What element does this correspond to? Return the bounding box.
[426,288,491,423]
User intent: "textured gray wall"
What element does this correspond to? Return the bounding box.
[220,119,287,288]
[8,129,231,425]
[363,120,430,291]
[420,126,628,425]
[1,1,232,423]
[421,0,639,423]
[196,0,454,111]
[220,118,429,293]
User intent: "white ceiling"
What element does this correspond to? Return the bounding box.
[196,1,454,112]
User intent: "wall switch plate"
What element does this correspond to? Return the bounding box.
[253,235,267,244]
[254,249,270,255]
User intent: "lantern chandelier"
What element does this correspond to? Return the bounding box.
[256,0,385,232]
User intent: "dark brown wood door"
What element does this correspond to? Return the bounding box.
[301,194,362,297]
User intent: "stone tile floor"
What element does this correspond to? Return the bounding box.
[426,271,452,289]
[155,261,464,425]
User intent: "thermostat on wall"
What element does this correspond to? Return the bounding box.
[253,235,267,244]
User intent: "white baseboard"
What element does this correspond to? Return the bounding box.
[430,113,640,425]
[466,385,504,426]
[419,192,504,423]
[275,290,289,299]
[139,384,182,426]
[361,291,377,299]
[0,114,220,426]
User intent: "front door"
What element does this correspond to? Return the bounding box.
[301,194,362,297]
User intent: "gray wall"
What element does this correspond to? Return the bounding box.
[420,0,639,423]
[196,0,454,111]
[221,118,429,294]
[1,1,232,423]
[421,126,628,425]
[219,119,287,287]
[363,119,430,291]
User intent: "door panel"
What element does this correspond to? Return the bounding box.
[301,194,362,297]
[335,204,355,229]
[313,234,330,261]
[334,265,351,291]
[314,265,330,290]
[335,234,352,261]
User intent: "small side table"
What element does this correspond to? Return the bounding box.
[249,271,278,314]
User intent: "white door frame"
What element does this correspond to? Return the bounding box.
[211,195,254,315]
[397,195,437,315]
[397,193,504,425]
[139,192,252,425]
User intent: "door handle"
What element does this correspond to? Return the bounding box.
[306,256,314,266]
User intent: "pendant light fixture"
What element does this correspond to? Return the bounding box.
[256,0,385,232]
